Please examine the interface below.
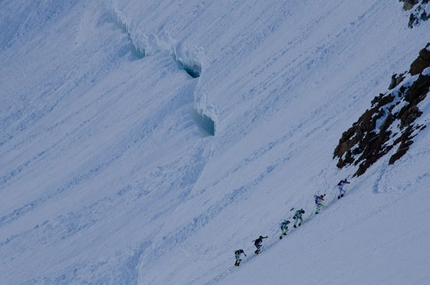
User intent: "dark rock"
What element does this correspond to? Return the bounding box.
[333,43,430,176]
[388,73,405,90]
[410,43,430,75]
[403,0,419,11]
[404,0,430,28]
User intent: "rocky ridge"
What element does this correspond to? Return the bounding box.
[334,43,430,176]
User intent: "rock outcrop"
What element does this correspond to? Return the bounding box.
[334,43,430,176]
[399,0,430,28]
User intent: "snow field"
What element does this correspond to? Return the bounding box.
[0,0,430,284]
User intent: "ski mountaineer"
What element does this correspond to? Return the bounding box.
[293,209,305,228]
[314,194,326,214]
[279,220,290,239]
[253,235,268,254]
[234,249,247,266]
[337,179,350,199]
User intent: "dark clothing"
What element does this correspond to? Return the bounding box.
[235,249,246,256]
[253,236,268,249]
[294,209,305,219]
[314,195,325,205]
[234,249,246,266]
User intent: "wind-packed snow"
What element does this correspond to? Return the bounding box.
[1,0,429,284]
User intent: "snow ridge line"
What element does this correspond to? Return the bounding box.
[110,7,216,136]
[110,7,202,78]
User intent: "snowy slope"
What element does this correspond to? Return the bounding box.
[1,0,429,284]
